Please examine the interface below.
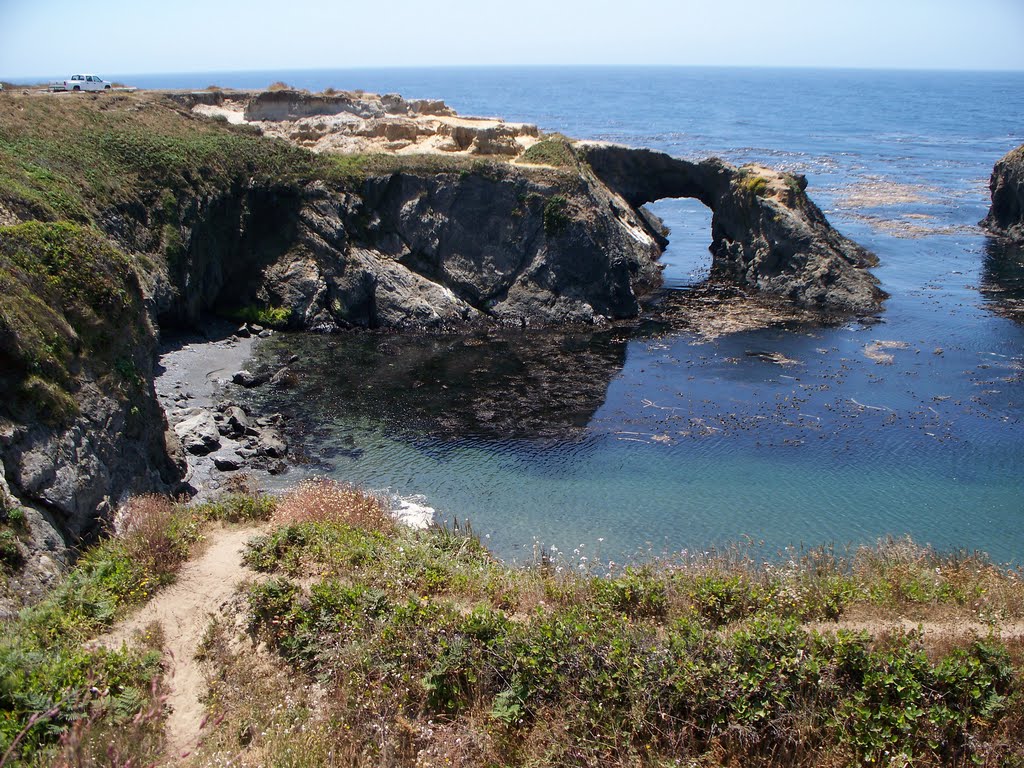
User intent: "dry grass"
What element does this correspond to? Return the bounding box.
[111,494,199,583]
[273,477,395,533]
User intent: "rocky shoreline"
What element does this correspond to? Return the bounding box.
[155,322,295,499]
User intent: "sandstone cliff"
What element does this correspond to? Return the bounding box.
[982,144,1024,242]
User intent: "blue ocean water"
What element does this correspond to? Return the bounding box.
[145,67,1024,563]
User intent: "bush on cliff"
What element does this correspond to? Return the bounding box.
[520,134,579,169]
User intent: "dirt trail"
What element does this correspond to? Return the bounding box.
[99,524,265,762]
[809,617,1024,640]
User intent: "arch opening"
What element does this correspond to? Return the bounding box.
[644,197,714,291]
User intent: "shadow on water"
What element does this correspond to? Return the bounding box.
[251,328,632,443]
[981,237,1024,322]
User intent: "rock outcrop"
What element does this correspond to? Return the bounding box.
[151,144,881,334]
[0,223,184,614]
[243,90,456,122]
[982,144,1024,242]
[577,143,885,313]
[198,89,541,157]
[152,166,664,331]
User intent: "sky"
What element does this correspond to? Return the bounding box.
[1,0,1023,79]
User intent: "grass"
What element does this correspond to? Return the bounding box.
[223,304,293,329]
[3,481,1024,766]
[739,173,770,198]
[0,495,193,764]
[187,488,1024,768]
[519,134,579,169]
[0,89,574,215]
[543,194,571,235]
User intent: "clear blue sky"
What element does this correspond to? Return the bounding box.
[2,0,1023,79]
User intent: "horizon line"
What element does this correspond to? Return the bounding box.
[4,62,1024,83]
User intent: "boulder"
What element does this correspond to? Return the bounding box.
[256,429,287,459]
[174,412,221,456]
[225,406,251,436]
[213,455,242,472]
[269,366,296,388]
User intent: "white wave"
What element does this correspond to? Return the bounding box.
[388,493,436,530]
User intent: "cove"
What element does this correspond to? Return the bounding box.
[242,298,1022,564]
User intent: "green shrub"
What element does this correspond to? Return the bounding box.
[687,572,764,627]
[197,492,277,523]
[741,174,770,197]
[0,494,204,762]
[223,304,292,329]
[0,221,147,424]
[0,528,23,570]
[543,194,570,235]
[520,135,577,168]
[591,567,668,618]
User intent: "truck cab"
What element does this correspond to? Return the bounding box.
[52,74,112,92]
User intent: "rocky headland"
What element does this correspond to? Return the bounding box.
[982,143,1024,242]
[0,87,882,606]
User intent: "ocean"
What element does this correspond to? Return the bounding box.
[133,67,1024,563]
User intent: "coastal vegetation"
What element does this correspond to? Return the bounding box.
[0,92,574,430]
[0,87,1014,766]
[519,134,579,169]
[1,481,1022,766]
[0,220,149,425]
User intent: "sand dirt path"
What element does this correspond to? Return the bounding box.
[808,617,1024,640]
[99,524,265,761]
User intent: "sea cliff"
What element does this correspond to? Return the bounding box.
[982,143,1024,242]
[0,87,880,602]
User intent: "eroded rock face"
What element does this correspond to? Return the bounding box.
[578,143,885,314]
[982,144,1024,242]
[152,166,664,332]
[0,336,183,615]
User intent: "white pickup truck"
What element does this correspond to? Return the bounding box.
[49,74,112,92]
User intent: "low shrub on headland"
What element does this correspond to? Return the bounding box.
[208,489,1024,768]
[2,480,1024,767]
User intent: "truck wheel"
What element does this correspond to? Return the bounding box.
[104,85,111,90]
[73,86,80,91]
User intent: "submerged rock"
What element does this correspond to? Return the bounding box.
[231,370,268,388]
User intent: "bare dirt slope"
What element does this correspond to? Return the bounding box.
[99,524,265,761]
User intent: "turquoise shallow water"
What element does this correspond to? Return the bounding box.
[169,66,1024,563]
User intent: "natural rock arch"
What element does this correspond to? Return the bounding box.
[576,142,886,314]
